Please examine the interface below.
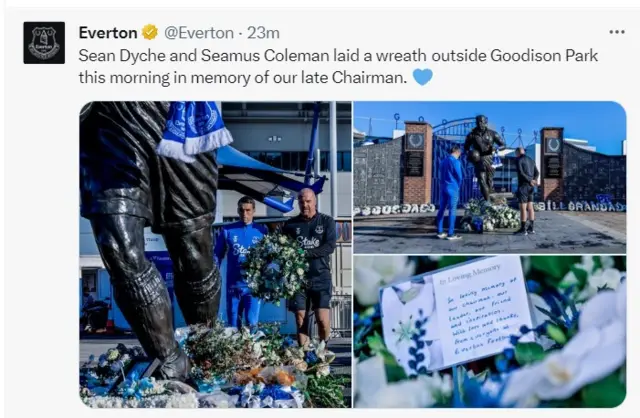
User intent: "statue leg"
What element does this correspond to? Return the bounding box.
[90,214,189,381]
[477,171,491,201]
[162,222,221,326]
[486,168,495,195]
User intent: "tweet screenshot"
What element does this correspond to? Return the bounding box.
[3,1,637,416]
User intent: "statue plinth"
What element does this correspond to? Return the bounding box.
[488,192,512,206]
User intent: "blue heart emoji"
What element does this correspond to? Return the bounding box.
[413,68,433,86]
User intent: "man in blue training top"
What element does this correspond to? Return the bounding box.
[215,196,268,328]
[436,145,463,240]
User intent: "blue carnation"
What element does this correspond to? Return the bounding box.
[305,351,318,364]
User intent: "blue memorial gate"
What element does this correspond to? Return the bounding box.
[430,118,481,206]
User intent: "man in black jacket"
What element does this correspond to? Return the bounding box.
[282,188,337,347]
[515,147,540,235]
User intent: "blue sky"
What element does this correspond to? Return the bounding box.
[353,102,626,155]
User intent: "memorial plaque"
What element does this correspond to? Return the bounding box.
[544,155,562,178]
[406,133,425,150]
[405,151,424,177]
[544,137,563,154]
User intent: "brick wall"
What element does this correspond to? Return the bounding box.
[542,178,563,202]
[402,122,433,204]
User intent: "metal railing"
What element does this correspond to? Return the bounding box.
[306,293,352,339]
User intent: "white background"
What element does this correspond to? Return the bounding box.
[2,1,638,417]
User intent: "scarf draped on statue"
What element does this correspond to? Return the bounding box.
[491,151,503,169]
[156,101,234,163]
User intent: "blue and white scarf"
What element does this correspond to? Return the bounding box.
[491,151,503,169]
[156,101,234,163]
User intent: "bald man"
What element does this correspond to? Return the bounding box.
[282,189,337,346]
[515,147,539,235]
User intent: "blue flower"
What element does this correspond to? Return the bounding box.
[266,262,281,273]
[526,280,541,293]
[305,351,318,364]
[283,337,294,348]
[503,348,514,360]
[460,374,509,408]
[496,358,508,373]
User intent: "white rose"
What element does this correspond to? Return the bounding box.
[296,268,304,276]
[354,256,416,306]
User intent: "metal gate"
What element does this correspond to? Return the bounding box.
[431,118,481,206]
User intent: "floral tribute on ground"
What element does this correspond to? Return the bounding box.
[460,199,521,232]
[79,322,349,408]
[353,255,626,408]
[242,233,309,306]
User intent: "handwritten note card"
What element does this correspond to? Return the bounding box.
[432,256,534,367]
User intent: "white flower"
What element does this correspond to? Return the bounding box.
[418,372,453,399]
[252,342,263,358]
[587,268,622,293]
[355,355,437,408]
[296,268,304,276]
[600,256,615,269]
[501,280,626,406]
[316,364,331,377]
[106,349,119,361]
[521,256,531,275]
[576,256,596,273]
[354,256,416,306]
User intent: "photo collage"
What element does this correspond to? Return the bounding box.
[78,101,626,409]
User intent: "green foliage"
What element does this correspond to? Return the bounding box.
[259,323,288,366]
[304,375,350,408]
[530,256,581,282]
[367,333,407,383]
[545,324,568,345]
[438,257,472,269]
[568,265,589,286]
[581,371,626,408]
[514,342,547,366]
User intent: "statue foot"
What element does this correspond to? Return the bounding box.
[154,347,191,383]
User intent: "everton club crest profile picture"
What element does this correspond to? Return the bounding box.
[24,22,65,64]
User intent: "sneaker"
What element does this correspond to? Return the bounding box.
[436,232,447,239]
[527,227,536,235]
[514,228,528,236]
[446,234,462,240]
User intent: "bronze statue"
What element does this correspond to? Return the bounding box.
[463,115,506,201]
[80,102,223,382]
